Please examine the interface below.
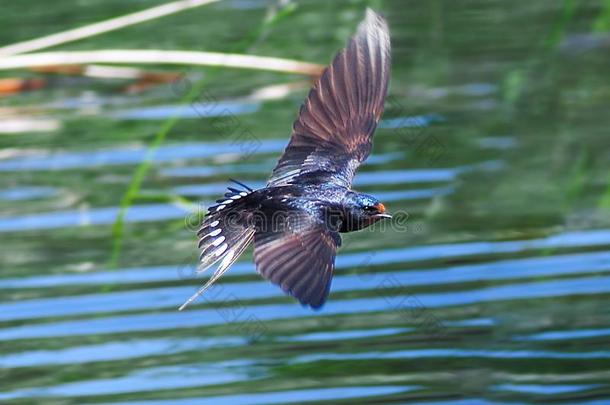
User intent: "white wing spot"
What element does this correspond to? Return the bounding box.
[216,204,226,211]
[212,236,226,246]
[231,195,241,200]
[215,243,228,256]
[219,250,235,269]
[221,199,233,204]
[206,228,221,238]
[239,192,248,197]
[210,220,220,227]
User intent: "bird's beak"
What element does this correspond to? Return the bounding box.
[374,213,392,219]
[373,202,392,219]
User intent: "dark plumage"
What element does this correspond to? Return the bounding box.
[180,9,392,310]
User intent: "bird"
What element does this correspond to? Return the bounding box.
[180,9,391,311]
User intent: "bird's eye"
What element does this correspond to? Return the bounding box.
[364,205,377,212]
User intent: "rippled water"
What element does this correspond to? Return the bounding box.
[1,0,610,404]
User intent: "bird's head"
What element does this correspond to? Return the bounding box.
[341,191,392,231]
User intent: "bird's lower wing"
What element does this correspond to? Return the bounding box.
[253,214,341,309]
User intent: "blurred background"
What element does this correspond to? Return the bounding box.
[1,0,610,403]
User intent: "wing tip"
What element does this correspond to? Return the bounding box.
[354,8,391,83]
[293,291,327,310]
[296,272,332,310]
[305,299,327,311]
[364,8,386,24]
[360,8,390,42]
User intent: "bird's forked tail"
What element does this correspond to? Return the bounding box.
[179,181,256,310]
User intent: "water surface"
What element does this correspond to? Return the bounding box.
[1,0,610,404]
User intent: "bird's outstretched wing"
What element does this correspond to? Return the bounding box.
[267,9,391,189]
[253,211,341,309]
